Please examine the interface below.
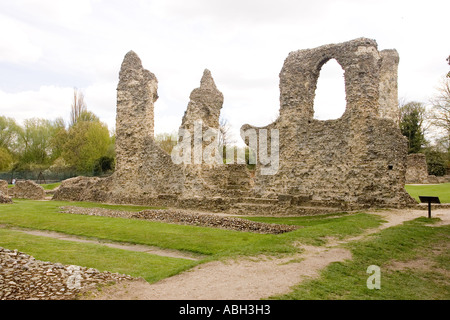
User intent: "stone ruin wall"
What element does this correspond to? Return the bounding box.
[8,180,45,200]
[0,180,7,195]
[54,38,416,213]
[405,153,429,184]
[405,153,450,184]
[241,38,414,208]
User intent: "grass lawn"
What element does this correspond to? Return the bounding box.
[405,183,450,203]
[8,182,61,190]
[0,197,448,299]
[0,228,197,283]
[40,182,62,190]
[0,200,383,280]
[0,200,292,257]
[272,217,450,300]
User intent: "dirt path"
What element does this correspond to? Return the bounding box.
[0,226,202,261]
[83,207,450,300]
[83,246,352,300]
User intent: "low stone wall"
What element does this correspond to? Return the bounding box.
[406,154,429,184]
[60,206,299,234]
[405,154,450,184]
[9,180,45,200]
[0,180,7,195]
[0,191,13,204]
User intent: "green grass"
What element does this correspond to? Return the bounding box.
[0,200,383,264]
[405,183,450,203]
[1,198,447,299]
[272,217,450,300]
[40,182,62,190]
[8,182,62,190]
[245,212,385,246]
[0,228,196,283]
[0,200,295,257]
[61,200,167,212]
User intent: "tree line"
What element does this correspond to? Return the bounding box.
[0,89,115,177]
[0,87,253,180]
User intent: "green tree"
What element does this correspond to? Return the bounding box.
[0,147,13,171]
[16,118,59,168]
[62,113,111,173]
[49,117,68,162]
[93,155,115,176]
[155,132,177,155]
[0,116,21,154]
[423,147,447,176]
[399,101,427,154]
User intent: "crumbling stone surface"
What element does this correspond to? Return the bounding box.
[0,180,7,195]
[406,153,429,184]
[0,247,134,300]
[114,51,177,197]
[52,176,104,202]
[437,176,450,183]
[242,38,415,208]
[405,154,450,184]
[180,69,223,131]
[0,191,13,204]
[54,38,416,213]
[60,206,298,234]
[379,49,400,124]
[177,69,248,198]
[10,180,45,200]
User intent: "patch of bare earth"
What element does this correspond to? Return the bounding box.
[385,240,450,288]
[83,208,449,300]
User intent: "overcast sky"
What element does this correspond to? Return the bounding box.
[0,0,449,144]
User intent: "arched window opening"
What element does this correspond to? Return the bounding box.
[313,59,346,120]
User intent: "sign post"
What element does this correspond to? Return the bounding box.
[419,196,441,218]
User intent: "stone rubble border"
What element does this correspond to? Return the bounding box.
[0,247,134,300]
[59,206,299,234]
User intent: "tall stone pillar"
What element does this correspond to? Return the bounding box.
[379,49,400,124]
[115,51,158,176]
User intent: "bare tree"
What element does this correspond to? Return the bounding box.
[446,55,449,78]
[70,88,87,127]
[218,117,234,149]
[430,79,450,132]
[429,78,450,153]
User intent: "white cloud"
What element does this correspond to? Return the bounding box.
[0,82,117,131]
[84,81,117,129]
[0,14,43,64]
[0,86,73,125]
[0,0,93,30]
[0,0,448,145]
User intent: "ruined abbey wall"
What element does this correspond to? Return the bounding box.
[405,153,429,184]
[54,38,416,213]
[241,38,414,207]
